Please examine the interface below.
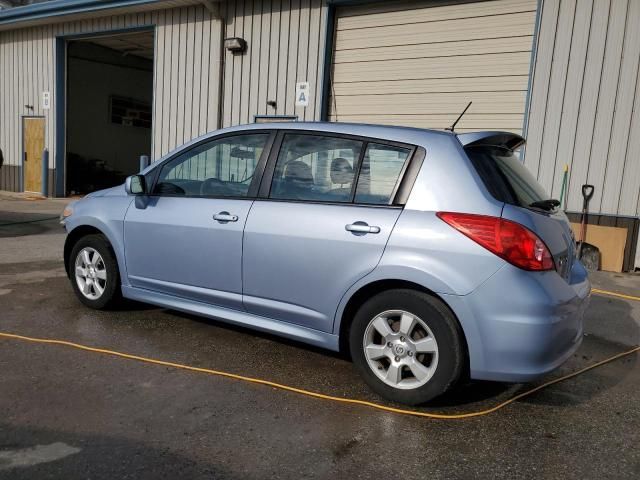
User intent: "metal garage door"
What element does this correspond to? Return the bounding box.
[329,0,538,134]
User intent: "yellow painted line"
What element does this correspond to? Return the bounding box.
[592,288,640,302]
[0,331,638,420]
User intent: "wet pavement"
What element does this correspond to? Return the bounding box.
[0,195,639,479]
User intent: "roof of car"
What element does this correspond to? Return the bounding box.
[145,122,524,172]
[214,121,454,146]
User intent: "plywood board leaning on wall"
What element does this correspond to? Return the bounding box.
[570,223,627,272]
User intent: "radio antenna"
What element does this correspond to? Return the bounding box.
[446,101,472,132]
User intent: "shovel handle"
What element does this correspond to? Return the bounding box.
[582,184,594,202]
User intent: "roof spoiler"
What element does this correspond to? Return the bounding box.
[456,131,525,150]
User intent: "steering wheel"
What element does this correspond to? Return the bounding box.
[200,177,228,196]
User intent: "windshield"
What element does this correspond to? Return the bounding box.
[465,145,551,209]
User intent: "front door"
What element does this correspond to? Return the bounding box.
[124,132,272,310]
[23,117,45,193]
[242,132,415,332]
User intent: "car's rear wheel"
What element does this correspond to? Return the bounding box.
[349,289,465,405]
[69,234,121,309]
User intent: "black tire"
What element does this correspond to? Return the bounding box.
[68,234,122,310]
[349,289,465,405]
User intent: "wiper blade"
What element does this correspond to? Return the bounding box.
[529,199,561,210]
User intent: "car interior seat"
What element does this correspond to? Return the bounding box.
[329,157,354,200]
[279,160,314,199]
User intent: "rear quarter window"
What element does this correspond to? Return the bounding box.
[465,145,549,208]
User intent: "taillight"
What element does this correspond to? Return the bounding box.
[436,212,555,271]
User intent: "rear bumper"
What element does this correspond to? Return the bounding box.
[444,261,590,382]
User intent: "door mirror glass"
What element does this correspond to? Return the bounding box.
[126,174,146,195]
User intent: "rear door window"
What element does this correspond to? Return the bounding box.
[268,133,412,205]
[354,143,411,205]
[269,134,364,202]
[465,146,550,208]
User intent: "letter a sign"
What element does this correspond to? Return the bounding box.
[295,82,310,107]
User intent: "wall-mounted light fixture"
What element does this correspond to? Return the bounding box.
[24,104,34,110]
[224,37,247,54]
[267,100,277,109]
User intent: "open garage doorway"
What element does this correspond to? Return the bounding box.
[65,30,154,195]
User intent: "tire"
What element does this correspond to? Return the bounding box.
[68,234,122,309]
[349,289,465,405]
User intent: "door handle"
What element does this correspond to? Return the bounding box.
[213,212,239,223]
[346,222,380,235]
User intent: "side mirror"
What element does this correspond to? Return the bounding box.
[125,174,146,195]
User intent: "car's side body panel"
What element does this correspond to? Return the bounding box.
[64,185,133,286]
[330,210,508,357]
[123,196,252,310]
[121,284,340,350]
[242,201,402,332]
[442,261,589,382]
[403,131,503,214]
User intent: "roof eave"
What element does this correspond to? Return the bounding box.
[0,0,216,29]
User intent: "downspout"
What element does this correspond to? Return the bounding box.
[320,3,337,121]
[217,3,225,130]
[521,0,544,160]
[200,0,224,130]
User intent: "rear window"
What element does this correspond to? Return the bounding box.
[465,145,549,208]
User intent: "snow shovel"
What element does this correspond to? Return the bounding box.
[576,184,600,271]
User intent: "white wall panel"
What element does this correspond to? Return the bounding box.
[525,0,640,217]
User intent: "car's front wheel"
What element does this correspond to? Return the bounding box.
[68,234,121,309]
[349,289,465,405]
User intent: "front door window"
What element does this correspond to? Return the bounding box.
[153,133,269,197]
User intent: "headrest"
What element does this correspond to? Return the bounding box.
[284,161,313,183]
[330,157,353,185]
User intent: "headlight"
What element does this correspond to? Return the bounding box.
[60,202,76,224]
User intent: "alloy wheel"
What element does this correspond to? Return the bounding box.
[74,247,107,300]
[363,310,439,390]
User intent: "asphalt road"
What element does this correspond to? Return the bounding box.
[1,195,639,479]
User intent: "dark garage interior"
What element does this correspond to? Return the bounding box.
[65,31,154,195]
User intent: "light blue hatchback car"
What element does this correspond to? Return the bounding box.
[62,122,590,405]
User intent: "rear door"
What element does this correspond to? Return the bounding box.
[242,132,416,332]
[462,134,577,281]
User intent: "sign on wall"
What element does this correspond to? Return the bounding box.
[42,91,50,110]
[295,82,310,107]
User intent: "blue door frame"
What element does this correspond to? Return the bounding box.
[53,25,155,197]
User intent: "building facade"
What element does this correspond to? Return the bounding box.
[0,0,638,269]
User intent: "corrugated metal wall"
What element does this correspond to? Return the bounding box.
[0,0,328,193]
[220,0,327,126]
[0,22,56,192]
[525,0,640,217]
[153,6,223,158]
[0,4,223,193]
